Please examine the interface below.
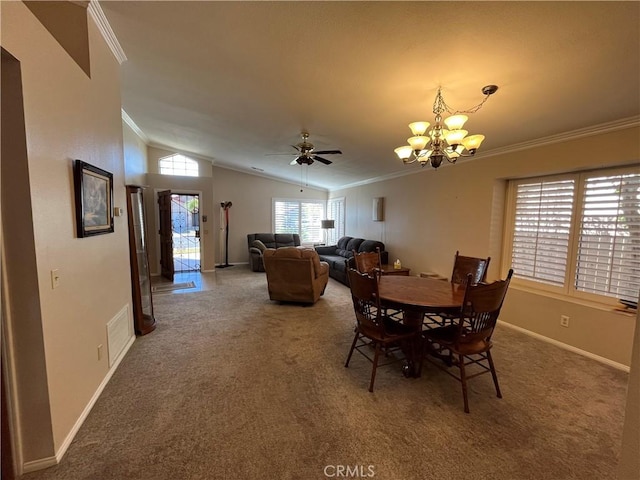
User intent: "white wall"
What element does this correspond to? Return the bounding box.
[331,126,639,366]
[212,167,327,265]
[2,1,133,466]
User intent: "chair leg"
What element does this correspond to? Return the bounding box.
[369,343,381,392]
[487,350,502,399]
[458,353,470,413]
[345,332,359,368]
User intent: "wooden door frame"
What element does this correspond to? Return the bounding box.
[153,188,204,279]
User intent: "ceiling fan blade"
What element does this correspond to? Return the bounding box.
[313,156,332,165]
[290,157,302,165]
[313,149,342,155]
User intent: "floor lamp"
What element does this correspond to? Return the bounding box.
[217,201,233,268]
[321,219,335,246]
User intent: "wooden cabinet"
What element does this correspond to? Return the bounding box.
[126,185,156,335]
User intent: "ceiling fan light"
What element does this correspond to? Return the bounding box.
[394,145,413,160]
[444,114,468,130]
[460,134,485,151]
[444,129,468,146]
[409,121,430,136]
[407,135,429,151]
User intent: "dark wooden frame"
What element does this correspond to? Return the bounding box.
[73,159,114,237]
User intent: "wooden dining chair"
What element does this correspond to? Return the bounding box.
[450,250,491,285]
[351,247,382,278]
[345,268,419,392]
[424,251,491,328]
[420,269,513,413]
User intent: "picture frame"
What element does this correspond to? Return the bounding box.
[73,159,114,237]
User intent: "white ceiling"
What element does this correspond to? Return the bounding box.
[101,1,640,191]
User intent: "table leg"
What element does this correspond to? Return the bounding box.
[401,308,423,378]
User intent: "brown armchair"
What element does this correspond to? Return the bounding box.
[263,247,329,304]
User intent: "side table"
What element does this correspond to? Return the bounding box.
[379,264,411,276]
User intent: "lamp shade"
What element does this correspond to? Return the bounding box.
[460,134,485,152]
[444,114,468,130]
[394,145,413,160]
[321,219,335,229]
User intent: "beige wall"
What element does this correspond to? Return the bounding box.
[212,167,327,265]
[332,127,639,366]
[122,120,148,185]
[2,1,133,465]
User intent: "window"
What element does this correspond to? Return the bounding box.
[273,199,325,244]
[505,167,640,303]
[326,197,345,245]
[158,154,198,177]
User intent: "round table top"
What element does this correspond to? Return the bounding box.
[378,275,466,311]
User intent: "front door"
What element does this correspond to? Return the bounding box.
[158,190,174,281]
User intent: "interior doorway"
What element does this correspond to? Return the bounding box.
[159,191,201,277]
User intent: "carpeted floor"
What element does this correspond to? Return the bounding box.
[25,266,628,480]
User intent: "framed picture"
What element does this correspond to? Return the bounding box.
[73,159,114,237]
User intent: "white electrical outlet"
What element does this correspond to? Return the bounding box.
[560,315,570,328]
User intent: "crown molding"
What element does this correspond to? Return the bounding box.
[480,116,640,160]
[121,110,149,143]
[88,0,127,64]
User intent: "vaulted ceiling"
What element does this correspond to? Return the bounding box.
[101,1,640,191]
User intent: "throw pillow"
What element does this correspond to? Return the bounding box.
[252,239,267,252]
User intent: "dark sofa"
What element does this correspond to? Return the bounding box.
[247,233,301,272]
[315,236,388,285]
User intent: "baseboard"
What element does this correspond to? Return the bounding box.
[498,320,630,372]
[22,455,58,474]
[24,333,136,473]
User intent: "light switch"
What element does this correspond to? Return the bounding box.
[51,269,60,289]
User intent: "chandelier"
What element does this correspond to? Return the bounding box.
[394,85,498,169]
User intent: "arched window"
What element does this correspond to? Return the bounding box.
[158,154,198,177]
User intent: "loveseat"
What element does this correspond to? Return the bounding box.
[247,233,301,272]
[315,236,388,285]
[262,247,329,304]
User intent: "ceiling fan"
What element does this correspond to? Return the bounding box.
[269,132,342,166]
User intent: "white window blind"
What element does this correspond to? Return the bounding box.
[576,173,640,300]
[273,199,325,244]
[511,179,575,286]
[159,154,199,177]
[327,197,345,245]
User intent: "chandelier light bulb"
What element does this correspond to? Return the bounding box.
[444,114,468,131]
[394,145,413,160]
[460,134,485,152]
[407,135,429,151]
[409,121,430,136]
[444,129,468,146]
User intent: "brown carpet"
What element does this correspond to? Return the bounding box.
[25,266,628,480]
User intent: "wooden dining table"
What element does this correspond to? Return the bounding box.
[377,275,467,376]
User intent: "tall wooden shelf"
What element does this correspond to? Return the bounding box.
[126,185,156,335]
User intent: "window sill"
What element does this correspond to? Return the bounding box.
[509,283,626,314]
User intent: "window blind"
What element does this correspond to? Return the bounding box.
[576,173,640,300]
[327,197,345,245]
[273,200,324,244]
[511,179,575,286]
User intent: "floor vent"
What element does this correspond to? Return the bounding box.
[107,305,133,367]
